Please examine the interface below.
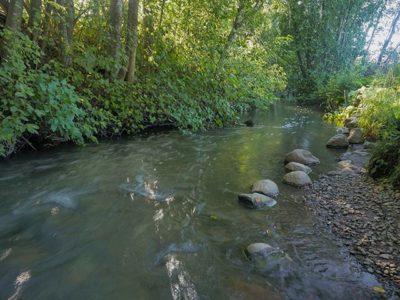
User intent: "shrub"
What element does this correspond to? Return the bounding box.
[0,31,98,156]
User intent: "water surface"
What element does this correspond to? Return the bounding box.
[0,103,381,299]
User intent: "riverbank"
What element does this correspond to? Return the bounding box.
[304,147,400,296]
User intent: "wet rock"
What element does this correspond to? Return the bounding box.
[238,193,277,209]
[283,171,312,187]
[337,160,364,174]
[337,127,350,135]
[245,243,276,258]
[326,134,349,149]
[285,162,312,175]
[340,150,370,167]
[348,128,364,144]
[251,180,279,198]
[285,149,320,166]
[344,116,358,129]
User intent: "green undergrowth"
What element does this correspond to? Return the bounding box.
[0,31,285,157]
[323,65,400,188]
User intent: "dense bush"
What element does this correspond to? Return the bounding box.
[0,28,287,157]
[369,128,400,188]
[318,69,365,110]
[0,31,100,157]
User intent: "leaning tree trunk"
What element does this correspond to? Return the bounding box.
[216,1,245,74]
[5,0,24,31]
[125,0,139,82]
[378,8,400,65]
[28,0,42,42]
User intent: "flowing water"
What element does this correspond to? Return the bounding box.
[0,103,382,299]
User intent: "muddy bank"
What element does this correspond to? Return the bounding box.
[305,156,400,296]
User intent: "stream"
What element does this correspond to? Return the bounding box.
[0,103,382,299]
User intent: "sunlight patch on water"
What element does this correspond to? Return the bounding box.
[166,255,199,300]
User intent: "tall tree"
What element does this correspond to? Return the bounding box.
[5,0,23,31]
[28,0,42,42]
[378,7,400,65]
[109,0,123,67]
[57,0,75,66]
[125,0,139,82]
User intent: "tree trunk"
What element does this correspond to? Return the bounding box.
[365,0,387,53]
[109,0,123,61]
[57,0,74,66]
[28,0,42,42]
[5,0,24,31]
[143,3,154,61]
[378,8,400,65]
[40,0,52,52]
[125,0,139,82]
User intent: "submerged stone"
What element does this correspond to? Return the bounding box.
[245,243,276,258]
[238,193,277,209]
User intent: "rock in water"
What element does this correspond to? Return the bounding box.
[285,149,320,166]
[283,171,312,187]
[336,127,350,135]
[344,116,358,129]
[326,134,349,149]
[238,193,277,209]
[251,180,279,198]
[348,128,364,144]
[244,120,254,127]
[285,162,312,174]
[245,243,276,258]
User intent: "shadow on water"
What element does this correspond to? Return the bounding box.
[0,102,382,299]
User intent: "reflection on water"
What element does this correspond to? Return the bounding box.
[0,103,381,299]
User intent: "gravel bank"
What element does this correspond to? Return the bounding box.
[305,152,400,295]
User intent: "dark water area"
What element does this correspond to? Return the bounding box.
[0,103,382,299]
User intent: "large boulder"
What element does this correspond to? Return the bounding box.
[238,193,277,209]
[348,128,364,144]
[283,171,312,187]
[284,162,312,174]
[326,134,349,149]
[285,149,320,166]
[251,180,279,198]
[344,116,358,129]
